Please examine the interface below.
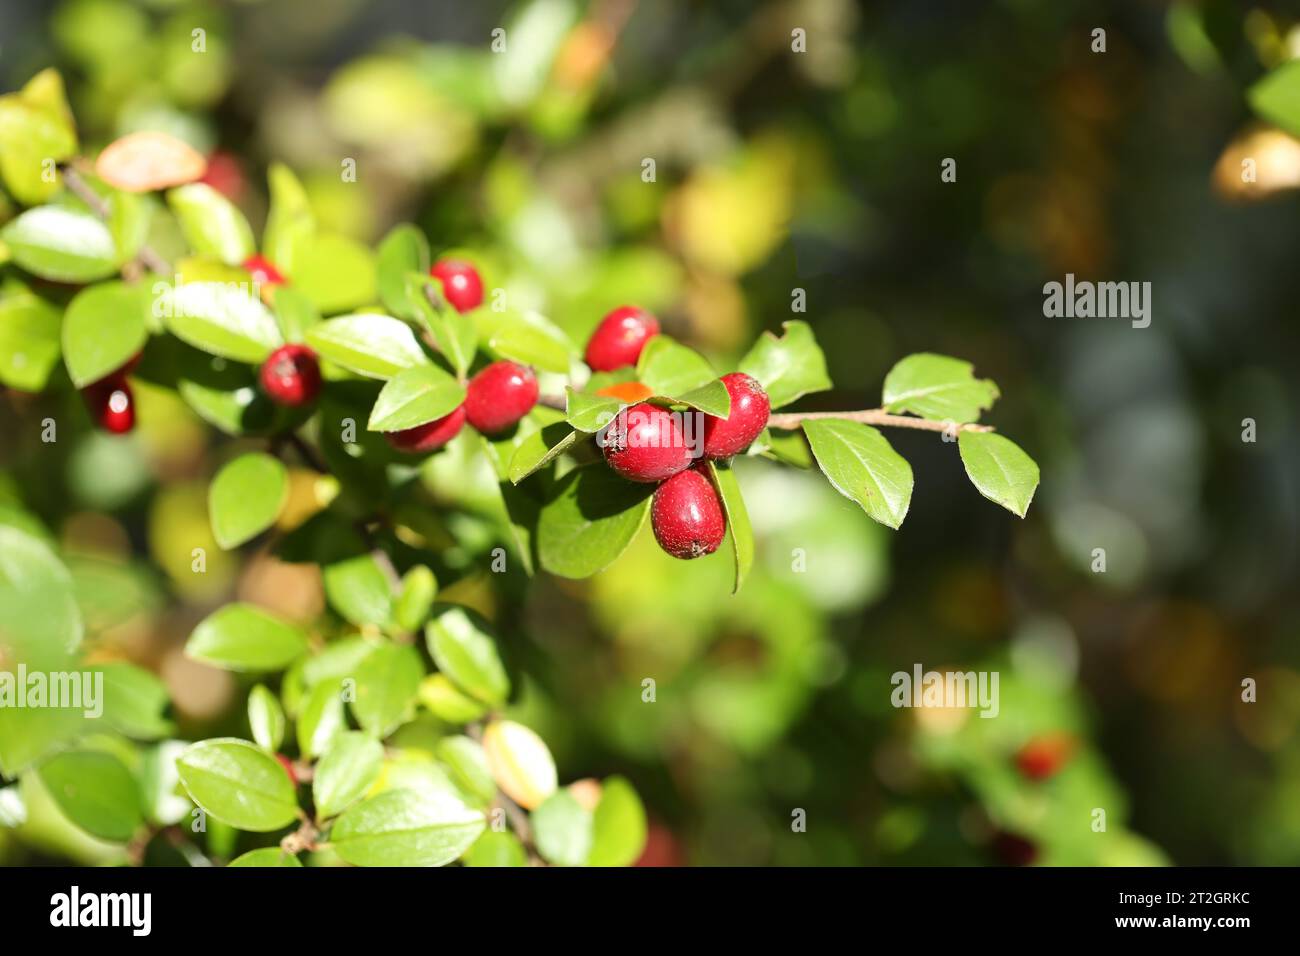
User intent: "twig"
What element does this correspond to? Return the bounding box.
[767,409,995,434]
[285,431,329,473]
[59,163,172,276]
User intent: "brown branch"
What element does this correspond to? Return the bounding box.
[767,409,995,434]
[59,163,172,276]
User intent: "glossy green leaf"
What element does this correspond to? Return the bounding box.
[248,684,286,753]
[882,353,1000,424]
[393,565,437,633]
[406,273,477,377]
[1248,60,1300,138]
[167,183,256,265]
[176,738,299,832]
[229,848,302,867]
[636,336,716,397]
[330,787,484,867]
[186,603,309,672]
[0,290,62,391]
[419,674,488,724]
[262,162,314,269]
[367,363,465,432]
[271,285,321,343]
[288,232,377,315]
[538,464,653,578]
[508,421,578,483]
[305,313,428,379]
[0,78,77,204]
[322,553,394,629]
[163,280,284,363]
[208,452,288,549]
[297,679,347,759]
[565,388,623,433]
[463,829,527,867]
[376,224,429,319]
[99,662,173,740]
[670,377,730,417]
[707,459,753,594]
[350,643,424,737]
[738,320,832,410]
[61,281,149,388]
[1,206,117,283]
[533,790,593,866]
[314,731,383,820]
[435,735,496,806]
[957,430,1040,518]
[480,309,573,373]
[38,750,142,842]
[587,776,648,867]
[426,605,510,706]
[803,418,913,529]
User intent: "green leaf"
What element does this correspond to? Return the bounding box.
[532,790,593,867]
[0,80,77,204]
[350,643,424,737]
[426,605,511,707]
[330,788,484,867]
[229,848,302,867]
[1,206,117,283]
[314,731,383,820]
[738,320,832,410]
[393,565,437,633]
[376,225,429,320]
[248,684,286,753]
[670,377,730,417]
[322,554,394,629]
[38,750,142,842]
[367,364,465,432]
[587,776,648,867]
[208,452,288,549]
[538,464,654,578]
[957,431,1040,518]
[0,290,62,391]
[61,281,149,388]
[163,280,284,363]
[707,459,754,594]
[109,190,152,266]
[803,419,913,529]
[1248,60,1300,138]
[305,313,428,379]
[98,662,173,740]
[463,830,527,867]
[754,427,812,468]
[636,336,716,397]
[176,738,299,832]
[566,388,624,433]
[271,285,321,343]
[262,163,314,269]
[420,674,488,725]
[288,232,377,315]
[508,421,579,483]
[186,603,309,672]
[479,309,573,374]
[435,736,496,807]
[406,273,477,378]
[297,679,346,759]
[167,183,256,265]
[881,353,1000,424]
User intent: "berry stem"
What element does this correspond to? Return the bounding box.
[59,162,173,276]
[767,409,996,434]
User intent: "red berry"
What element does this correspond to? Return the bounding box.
[703,372,770,459]
[275,754,298,785]
[600,402,695,482]
[199,151,246,202]
[85,378,135,434]
[584,306,660,372]
[243,254,286,288]
[430,258,484,313]
[259,344,322,407]
[1014,733,1075,782]
[991,831,1038,866]
[464,361,539,434]
[384,405,466,454]
[652,466,726,559]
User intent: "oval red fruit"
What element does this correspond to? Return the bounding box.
[259,344,322,407]
[430,258,484,313]
[85,379,135,434]
[384,405,467,454]
[651,467,726,559]
[600,402,694,482]
[243,254,286,288]
[1014,733,1075,782]
[703,372,770,459]
[464,361,538,434]
[584,306,660,371]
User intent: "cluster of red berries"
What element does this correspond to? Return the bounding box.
[584,308,771,560]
